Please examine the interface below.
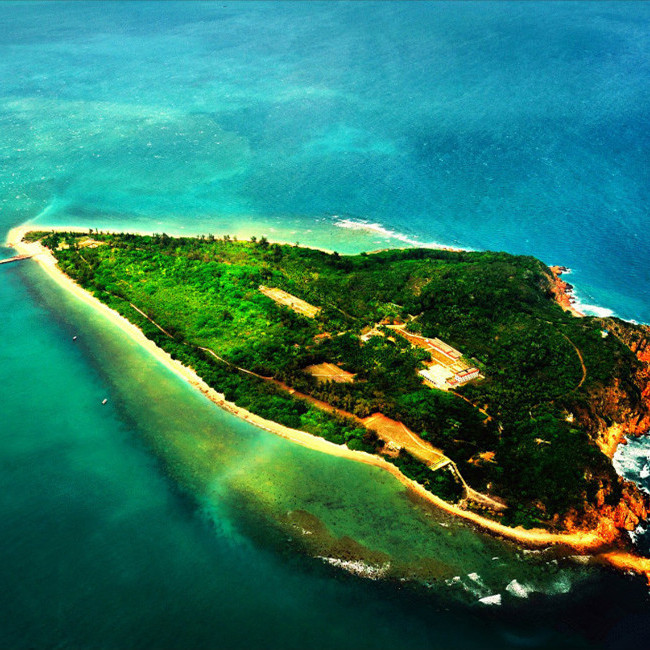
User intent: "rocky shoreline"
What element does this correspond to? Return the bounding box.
[549,265,584,318]
[558,318,650,555]
[8,225,650,581]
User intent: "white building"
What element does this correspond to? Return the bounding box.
[448,367,480,386]
[419,366,454,390]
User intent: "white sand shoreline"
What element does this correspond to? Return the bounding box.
[5,223,339,255]
[7,224,650,573]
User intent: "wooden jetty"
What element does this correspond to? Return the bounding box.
[0,254,32,266]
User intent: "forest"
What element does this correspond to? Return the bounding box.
[34,230,641,527]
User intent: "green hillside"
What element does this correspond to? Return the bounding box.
[35,230,642,528]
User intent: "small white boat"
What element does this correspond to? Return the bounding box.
[73,336,77,341]
[102,398,108,405]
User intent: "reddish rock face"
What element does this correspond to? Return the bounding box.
[559,321,650,546]
[612,324,650,436]
[548,266,584,317]
[561,481,648,546]
[608,486,647,531]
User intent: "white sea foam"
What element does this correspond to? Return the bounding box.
[318,556,390,580]
[549,575,572,594]
[613,435,650,496]
[569,285,617,319]
[551,274,620,321]
[571,287,616,318]
[332,217,466,251]
[445,573,494,599]
[505,579,531,598]
[628,522,647,545]
[461,573,491,599]
[576,303,616,318]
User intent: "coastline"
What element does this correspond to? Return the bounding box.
[5,223,339,255]
[549,266,585,318]
[333,217,468,253]
[7,225,650,579]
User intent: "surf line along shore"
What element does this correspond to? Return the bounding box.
[7,225,650,580]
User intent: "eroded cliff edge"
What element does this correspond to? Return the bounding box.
[561,319,650,545]
[18,229,650,556]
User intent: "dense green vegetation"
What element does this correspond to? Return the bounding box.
[388,450,464,503]
[39,230,641,526]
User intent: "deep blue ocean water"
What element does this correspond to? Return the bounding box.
[1,2,650,648]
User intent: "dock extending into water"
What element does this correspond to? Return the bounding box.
[0,254,32,266]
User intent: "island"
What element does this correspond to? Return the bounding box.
[9,227,650,577]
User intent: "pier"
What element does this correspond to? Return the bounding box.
[0,254,32,266]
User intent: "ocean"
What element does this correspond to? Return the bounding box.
[1,2,649,647]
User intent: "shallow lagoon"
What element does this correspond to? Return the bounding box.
[0,237,646,649]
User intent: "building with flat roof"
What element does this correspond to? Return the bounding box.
[419,366,454,390]
[430,338,462,361]
[447,367,480,387]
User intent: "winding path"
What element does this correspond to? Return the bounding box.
[129,303,175,339]
[449,390,493,422]
[559,330,587,390]
[124,301,506,513]
[11,226,650,579]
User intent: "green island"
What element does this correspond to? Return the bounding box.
[25,230,650,542]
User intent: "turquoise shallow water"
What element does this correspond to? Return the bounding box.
[2,2,650,647]
[4,239,646,649]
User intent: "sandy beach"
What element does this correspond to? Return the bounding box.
[7,224,649,579]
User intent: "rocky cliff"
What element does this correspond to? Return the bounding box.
[565,320,650,545]
[548,266,584,318]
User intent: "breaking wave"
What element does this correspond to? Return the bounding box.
[332,217,467,251]
[576,303,616,319]
[505,579,531,598]
[318,556,391,580]
[613,435,650,496]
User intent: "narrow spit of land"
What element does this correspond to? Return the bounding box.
[7,226,650,580]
